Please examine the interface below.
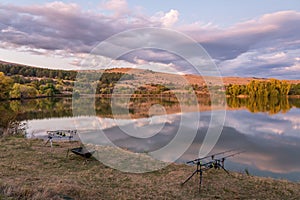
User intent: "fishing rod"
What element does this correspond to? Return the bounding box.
[182,149,245,193]
[186,148,238,164]
[217,150,246,163]
[201,150,245,173]
[202,150,245,168]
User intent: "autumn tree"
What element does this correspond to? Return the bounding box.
[227,79,291,98]
[10,83,38,99]
[0,72,13,100]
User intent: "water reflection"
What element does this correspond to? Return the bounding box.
[227,97,292,114]
[23,108,300,181]
[224,109,300,181]
[92,110,300,181]
[1,97,300,181]
[1,96,299,124]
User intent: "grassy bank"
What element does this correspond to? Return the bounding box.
[0,136,299,200]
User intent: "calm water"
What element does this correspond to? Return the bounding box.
[1,97,300,181]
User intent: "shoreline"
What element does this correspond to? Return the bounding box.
[3,91,300,101]
[1,136,299,199]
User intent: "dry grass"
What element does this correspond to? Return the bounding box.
[0,136,299,200]
[107,68,300,86]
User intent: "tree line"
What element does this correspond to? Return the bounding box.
[0,72,62,99]
[0,63,77,80]
[0,65,134,100]
[226,79,292,97]
[1,61,300,100]
[289,83,300,95]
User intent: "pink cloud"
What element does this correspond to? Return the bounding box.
[0,2,299,78]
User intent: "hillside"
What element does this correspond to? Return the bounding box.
[1,60,300,100]
[107,67,300,85]
[2,60,300,86]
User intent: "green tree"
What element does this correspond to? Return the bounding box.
[39,83,60,96]
[289,83,300,95]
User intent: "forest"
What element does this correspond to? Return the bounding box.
[0,63,77,80]
[0,71,73,100]
[0,62,135,100]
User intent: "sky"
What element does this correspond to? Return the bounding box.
[0,0,300,79]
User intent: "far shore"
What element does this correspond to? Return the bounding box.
[4,92,300,101]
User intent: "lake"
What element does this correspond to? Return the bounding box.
[1,97,300,181]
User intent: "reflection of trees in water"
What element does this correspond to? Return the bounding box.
[226,97,298,114]
[94,97,179,117]
[2,96,299,134]
[0,98,73,134]
[0,101,29,136]
[0,102,18,135]
[14,98,73,120]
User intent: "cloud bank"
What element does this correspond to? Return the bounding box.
[0,1,300,79]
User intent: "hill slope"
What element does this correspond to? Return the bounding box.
[1,60,300,85]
